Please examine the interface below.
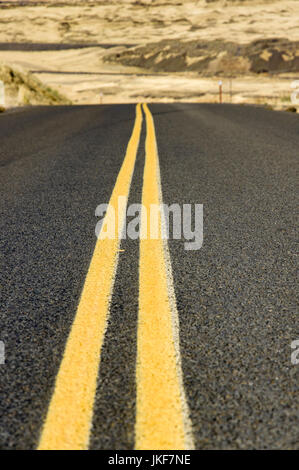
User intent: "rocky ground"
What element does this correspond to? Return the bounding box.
[104,38,299,76]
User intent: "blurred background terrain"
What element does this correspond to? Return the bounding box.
[0,0,298,109]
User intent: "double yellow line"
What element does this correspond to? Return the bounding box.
[38,103,193,451]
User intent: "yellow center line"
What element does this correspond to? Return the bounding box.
[38,103,143,450]
[135,103,194,450]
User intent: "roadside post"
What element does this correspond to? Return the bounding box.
[0,80,5,107]
[0,341,4,365]
[218,80,223,104]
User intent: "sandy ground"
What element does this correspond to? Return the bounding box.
[0,47,297,108]
[0,1,298,108]
[1,1,299,45]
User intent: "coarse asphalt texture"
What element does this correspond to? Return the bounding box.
[0,103,298,450]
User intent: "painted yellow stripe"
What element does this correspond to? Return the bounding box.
[38,103,143,450]
[135,103,194,450]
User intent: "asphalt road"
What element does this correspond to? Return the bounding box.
[0,42,135,51]
[0,103,298,450]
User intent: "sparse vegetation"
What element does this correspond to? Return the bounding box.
[280,95,291,103]
[0,64,72,106]
[285,106,297,113]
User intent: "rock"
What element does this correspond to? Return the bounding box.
[104,38,299,76]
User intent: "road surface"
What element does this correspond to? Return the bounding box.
[0,103,298,450]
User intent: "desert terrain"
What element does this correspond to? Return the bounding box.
[0,0,299,108]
